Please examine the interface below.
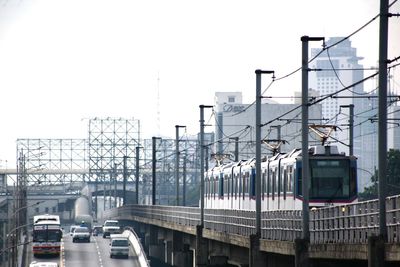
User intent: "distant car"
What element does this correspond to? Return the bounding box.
[29,261,58,267]
[72,226,90,242]
[102,220,120,238]
[92,225,103,236]
[69,225,78,236]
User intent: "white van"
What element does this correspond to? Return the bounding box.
[109,234,130,258]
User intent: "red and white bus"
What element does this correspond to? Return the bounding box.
[32,214,62,256]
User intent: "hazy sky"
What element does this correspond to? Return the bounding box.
[0,0,399,166]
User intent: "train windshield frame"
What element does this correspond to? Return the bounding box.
[309,159,353,200]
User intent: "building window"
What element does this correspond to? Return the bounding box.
[45,207,49,213]
[52,207,57,213]
[228,96,235,103]
[35,207,39,213]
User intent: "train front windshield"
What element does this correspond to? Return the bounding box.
[309,159,353,200]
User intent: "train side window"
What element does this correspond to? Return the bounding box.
[214,178,217,198]
[262,171,266,199]
[287,166,293,196]
[297,167,302,196]
[243,172,248,198]
[267,169,271,198]
[283,167,287,200]
[239,172,242,199]
[272,169,275,200]
[278,166,282,198]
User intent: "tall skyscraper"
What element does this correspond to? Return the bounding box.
[309,37,377,192]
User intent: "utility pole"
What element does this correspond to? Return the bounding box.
[135,146,140,204]
[122,156,127,205]
[271,125,282,153]
[230,137,239,162]
[255,69,274,237]
[298,35,324,267]
[199,105,213,227]
[378,0,388,241]
[340,104,354,156]
[152,137,161,205]
[182,154,187,206]
[175,125,186,206]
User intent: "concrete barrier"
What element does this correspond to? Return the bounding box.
[123,228,150,267]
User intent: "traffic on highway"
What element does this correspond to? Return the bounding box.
[27,225,141,267]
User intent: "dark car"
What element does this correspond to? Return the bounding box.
[92,225,103,236]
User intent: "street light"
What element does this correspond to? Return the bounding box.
[6,200,43,267]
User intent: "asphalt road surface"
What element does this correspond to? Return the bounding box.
[27,232,141,267]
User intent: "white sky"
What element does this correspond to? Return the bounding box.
[0,0,399,166]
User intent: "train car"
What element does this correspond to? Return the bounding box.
[204,145,357,211]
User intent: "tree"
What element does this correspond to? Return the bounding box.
[359,149,400,201]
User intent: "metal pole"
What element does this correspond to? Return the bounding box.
[233,137,239,162]
[378,0,388,240]
[301,36,310,241]
[175,125,185,206]
[183,154,187,206]
[114,164,117,208]
[349,104,354,157]
[301,36,324,241]
[176,126,180,206]
[123,156,127,205]
[255,69,274,237]
[341,105,354,156]
[200,105,213,227]
[135,146,140,204]
[152,137,158,205]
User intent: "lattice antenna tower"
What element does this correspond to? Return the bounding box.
[88,117,141,184]
[16,138,88,192]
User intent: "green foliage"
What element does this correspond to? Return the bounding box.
[359,149,400,201]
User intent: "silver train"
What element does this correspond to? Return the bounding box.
[204,145,358,210]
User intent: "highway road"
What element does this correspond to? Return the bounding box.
[27,232,141,267]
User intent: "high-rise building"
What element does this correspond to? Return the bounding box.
[213,92,322,166]
[309,37,377,192]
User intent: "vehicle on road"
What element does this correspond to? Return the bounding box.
[102,220,120,238]
[92,225,103,236]
[69,225,78,236]
[74,196,93,231]
[109,234,130,258]
[32,214,62,256]
[29,261,59,267]
[72,226,91,242]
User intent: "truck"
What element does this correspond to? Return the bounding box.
[74,196,93,231]
[102,219,121,238]
[109,234,130,258]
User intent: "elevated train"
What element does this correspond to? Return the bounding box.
[204,145,357,210]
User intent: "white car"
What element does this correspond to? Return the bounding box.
[29,262,58,267]
[109,234,129,258]
[102,220,120,238]
[72,226,90,242]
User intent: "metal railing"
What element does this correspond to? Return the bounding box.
[104,194,400,244]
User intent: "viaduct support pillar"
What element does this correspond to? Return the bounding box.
[172,231,193,267]
[249,234,265,267]
[196,225,208,267]
[368,235,385,267]
[147,226,164,261]
[295,238,309,267]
